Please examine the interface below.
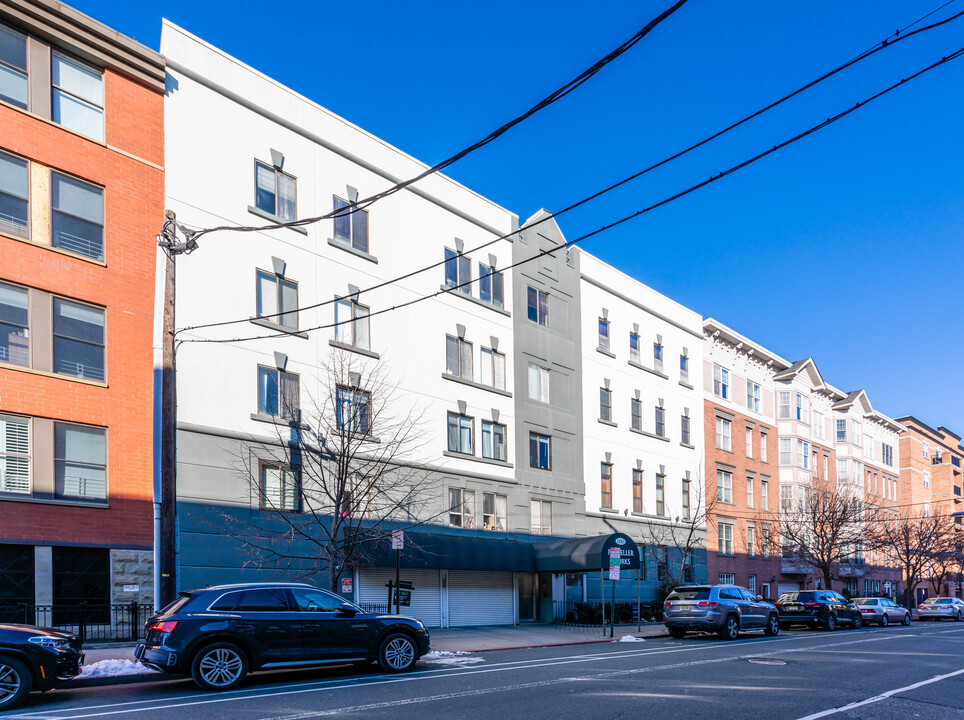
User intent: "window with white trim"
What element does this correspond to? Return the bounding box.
[530,498,552,534]
[653,342,663,373]
[600,462,613,507]
[881,443,893,467]
[448,487,476,528]
[445,335,473,381]
[333,197,368,253]
[747,526,756,557]
[795,393,808,422]
[257,270,299,331]
[481,420,506,462]
[261,463,300,512]
[526,286,548,326]
[480,347,506,390]
[483,492,507,531]
[446,413,473,455]
[681,414,690,444]
[655,406,665,437]
[444,248,471,294]
[680,355,689,383]
[746,476,754,508]
[655,473,665,516]
[779,438,792,465]
[631,398,642,431]
[761,480,768,510]
[479,264,504,308]
[633,470,643,513]
[745,427,753,458]
[258,366,300,422]
[779,391,791,419]
[527,363,549,403]
[629,333,640,363]
[760,430,768,462]
[717,469,733,503]
[718,526,734,557]
[798,440,811,469]
[747,382,761,412]
[255,161,296,221]
[716,417,731,451]
[529,433,551,470]
[713,365,729,399]
[598,318,610,352]
[681,478,691,519]
[51,51,104,141]
[600,388,612,422]
[334,297,369,349]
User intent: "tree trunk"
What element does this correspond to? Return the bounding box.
[903,572,915,609]
[822,567,834,593]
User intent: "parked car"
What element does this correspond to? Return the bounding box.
[775,590,863,630]
[663,584,780,640]
[0,623,84,711]
[135,583,430,691]
[852,597,911,626]
[917,597,964,621]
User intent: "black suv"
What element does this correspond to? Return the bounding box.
[0,623,84,711]
[135,583,430,691]
[775,590,863,631]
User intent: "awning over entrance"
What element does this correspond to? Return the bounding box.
[533,532,640,573]
[358,530,536,572]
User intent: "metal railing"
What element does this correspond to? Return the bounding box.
[0,603,153,642]
[358,602,389,614]
[552,600,662,625]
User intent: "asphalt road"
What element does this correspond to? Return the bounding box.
[5,623,963,720]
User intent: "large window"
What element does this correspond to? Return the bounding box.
[600,462,612,507]
[760,431,768,462]
[256,270,298,330]
[54,422,106,501]
[598,318,610,351]
[745,427,753,458]
[655,406,665,437]
[762,525,771,558]
[483,492,507,531]
[529,432,551,470]
[629,333,640,363]
[53,298,104,381]
[336,386,371,435]
[797,440,811,469]
[447,413,473,455]
[481,420,506,461]
[713,365,729,399]
[445,335,473,381]
[747,527,756,557]
[779,392,791,419]
[333,197,368,253]
[716,417,731,451]
[0,150,28,239]
[528,363,550,403]
[600,388,612,422]
[334,298,370,349]
[796,393,808,422]
[680,355,689,383]
[653,342,663,373]
[632,469,643,513]
[881,443,894,467]
[836,418,847,442]
[0,24,28,109]
[444,248,470,294]
[51,51,104,141]
[261,464,299,512]
[746,476,754,508]
[480,347,506,390]
[255,161,296,221]
[717,469,733,503]
[259,367,300,422]
[526,286,548,326]
[631,399,642,431]
[0,414,29,494]
[530,499,551,535]
[718,523,733,555]
[52,172,104,260]
[681,415,691,445]
[747,383,761,412]
[655,474,665,516]
[0,282,28,366]
[761,480,769,511]
[448,488,475,528]
[479,264,504,308]
[681,479,690,520]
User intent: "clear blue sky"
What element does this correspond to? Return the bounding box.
[75,0,964,434]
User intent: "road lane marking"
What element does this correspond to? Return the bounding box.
[791,667,964,720]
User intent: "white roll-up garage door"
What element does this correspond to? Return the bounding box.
[448,570,514,627]
[777,582,802,596]
[357,568,442,627]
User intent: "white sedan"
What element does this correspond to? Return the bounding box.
[917,597,964,621]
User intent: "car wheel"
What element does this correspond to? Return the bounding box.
[852,614,862,630]
[825,613,837,631]
[956,611,962,622]
[378,633,418,673]
[764,614,780,636]
[191,642,248,692]
[902,613,911,626]
[880,614,888,627]
[718,615,739,641]
[0,657,31,711]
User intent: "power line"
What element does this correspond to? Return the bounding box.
[180,44,964,346]
[178,4,964,336]
[172,0,690,245]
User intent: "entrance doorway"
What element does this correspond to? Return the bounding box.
[518,573,538,622]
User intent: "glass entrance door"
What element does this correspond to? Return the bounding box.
[518,573,537,622]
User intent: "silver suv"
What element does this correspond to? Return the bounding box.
[663,584,780,640]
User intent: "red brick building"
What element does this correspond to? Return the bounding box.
[0,0,164,619]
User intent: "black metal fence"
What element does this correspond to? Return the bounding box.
[0,603,153,642]
[358,602,389,613]
[552,600,663,625]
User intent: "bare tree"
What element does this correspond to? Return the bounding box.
[222,347,440,592]
[779,478,867,593]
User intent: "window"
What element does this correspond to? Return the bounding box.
[762,525,771,558]
[254,161,296,221]
[746,476,754,508]
[923,471,930,488]
[478,264,504,308]
[261,464,299,512]
[481,420,506,461]
[290,587,344,613]
[795,393,808,422]
[530,499,552,535]
[761,480,768,510]
[444,248,470,294]
[681,479,690,520]
[0,414,29,494]
[780,484,792,510]
[446,413,473,455]
[853,421,862,441]
[655,406,665,437]
[527,363,550,403]
[717,469,733,503]
[882,443,893,467]
[863,434,874,460]
[836,418,847,442]
[719,572,735,584]
[0,24,28,109]
[51,51,104,141]
[598,318,610,351]
[680,355,689,383]
[334,298,369,349]
[655,474,665,516]
[923,442,929,459]
[716,417,731,451]
[779,438,792,465]
[259,367,300,422]
[599,388,613,422]
[837,458,848,482]
[747,383,761,412]
[257,270,298,330]
[653,343,663,373]
[760,431,768,462]
[629,333,640,363]
[335,386,369,434]
[0,282,28,366]
[54,422,106,501]
[0,150,28,239]
[51,172,104,260]
[745,427,753,458]
[779,391,791,419]
[718,524,734,556]
[713,365,729,399]
[748,574,757,594]
[529,432,551,469]
[798,440,811,469]
[53,298,104,381]
[600,462,613,507]
[480,347,506,390]
[483,492,507,531]
[333,197,368,252]
[445,335,473,381]
[631,398,642,430]
[813,412,825,440]
[632,469,643,513]
[448,488,475,528]
[526,286,548,326]
[747,526,756,557]
[681,415,691,445]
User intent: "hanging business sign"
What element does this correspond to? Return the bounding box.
[600,533,640,571]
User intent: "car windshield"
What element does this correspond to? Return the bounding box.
[921,598,938,605]
[777,592,815,602]
[159,594,192,616]
[667,587,710,601]
[854,599,877,606]
[936,599,954,604]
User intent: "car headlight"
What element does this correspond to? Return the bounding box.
[28,635,71,649]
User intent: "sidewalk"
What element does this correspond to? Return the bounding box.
[75,623,668,687]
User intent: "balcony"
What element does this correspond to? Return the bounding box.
[781,556,812,574]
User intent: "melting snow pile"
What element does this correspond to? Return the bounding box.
[80,659,159,678]
[615,635,646,643]
[421,650,484,666]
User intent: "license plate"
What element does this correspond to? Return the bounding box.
[785,604,800,611]
[680,605,693,611]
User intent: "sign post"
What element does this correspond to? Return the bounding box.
[599,534,641,639]
[391,531,404,614]
[608,548,621,638]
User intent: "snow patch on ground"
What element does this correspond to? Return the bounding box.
[614,635,646,643]
[421,650,484,666]
[80,659,159,678]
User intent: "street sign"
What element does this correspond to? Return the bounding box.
[609,565,621,581]
[341,578,353,594]
[389,580,413,607]
[392,530,404,550]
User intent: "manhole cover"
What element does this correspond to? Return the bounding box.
[747,658,787,666]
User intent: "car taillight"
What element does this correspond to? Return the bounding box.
[698,601,718,607]
[664,602,672,607]
[149,620,178,633]
[803,602,821,608]
[859,608,873,613]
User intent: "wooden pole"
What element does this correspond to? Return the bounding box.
[159,246,178,607]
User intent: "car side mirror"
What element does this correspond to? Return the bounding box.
[336,603,358,617]
[755,596,764,602]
